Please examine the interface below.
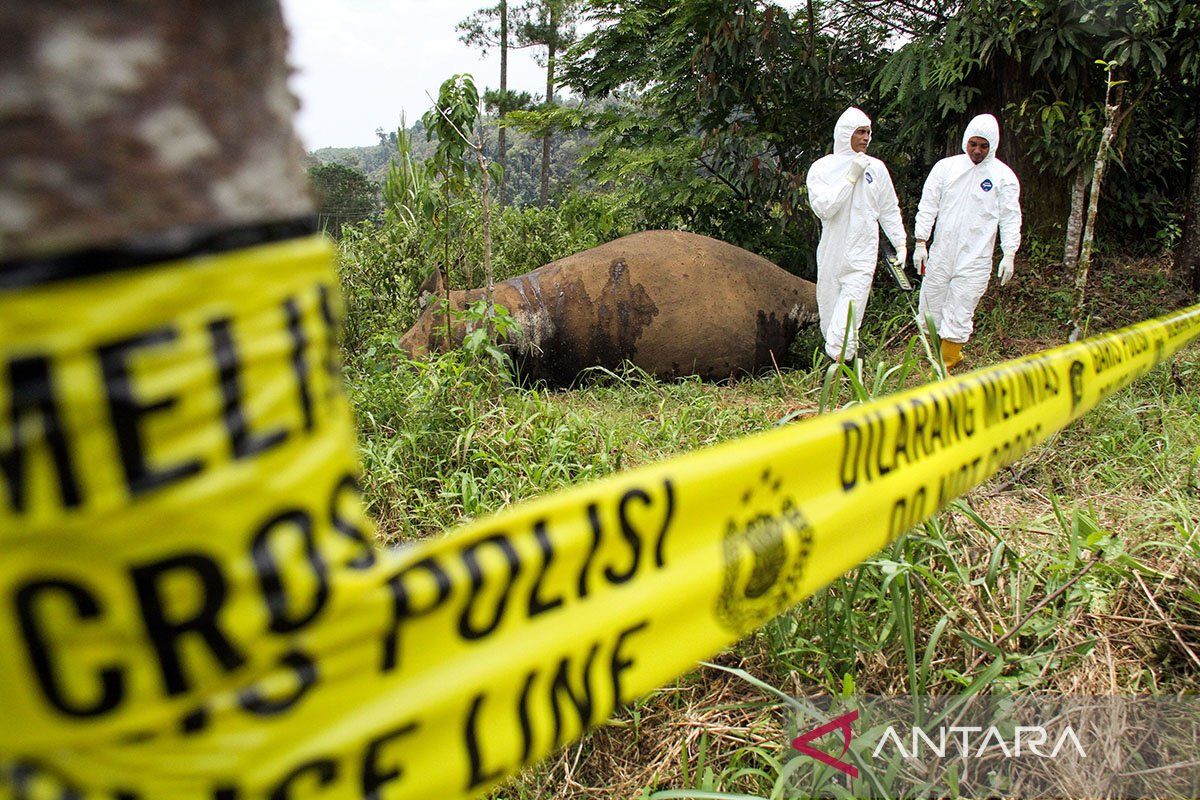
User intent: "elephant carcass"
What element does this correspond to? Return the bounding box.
[399,230,818,384]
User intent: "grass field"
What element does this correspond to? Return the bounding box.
[344,249,1199,799]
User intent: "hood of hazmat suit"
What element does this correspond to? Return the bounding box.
[806,107,906,359]
[833,106,871,155]
[961,113,1000,160]
[915,113,1022,343]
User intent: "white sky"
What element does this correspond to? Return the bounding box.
[281,0,553,149]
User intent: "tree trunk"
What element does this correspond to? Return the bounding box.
[1071,87,1121,341]
[540,3,557,207]
[1178,88,1200,294]
[498,0,509,208]
[972,51,1072,238]
[0,2,311,261]
[1063,167,1087,270]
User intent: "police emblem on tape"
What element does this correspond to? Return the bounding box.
[1068,360,1085,415]
[716,468,814,632]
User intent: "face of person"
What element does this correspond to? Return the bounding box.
[967,136,991,164]
[851,126,871,153]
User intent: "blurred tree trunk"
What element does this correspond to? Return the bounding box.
[0,2,310,260]
[1179,89,1200,294]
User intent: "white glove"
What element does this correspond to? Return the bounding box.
[893,244,907,269]
[998,252,1015,286]
[845,153,871,184]
[913,241,928,275]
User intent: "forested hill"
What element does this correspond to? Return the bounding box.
[308,116,593,208]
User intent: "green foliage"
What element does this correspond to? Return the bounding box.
[335,220,422,361]
[484,87,534,117]
[313,0,1199,256]
[874,0,1200,245]
[1095,85,1194,251]
[500,99,595,202]
[306,162,378,237]
[423,74,482,194]
[381,115,436,229]
[350,349,518,538]
[458,299,522,374]
[556,0,900,274]
[470,191,638,282]
[422,73,485,292]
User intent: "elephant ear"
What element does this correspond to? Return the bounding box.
[417,268,446,308]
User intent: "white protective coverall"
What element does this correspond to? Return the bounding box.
[915,113,1022,343]
[807,107,907,360]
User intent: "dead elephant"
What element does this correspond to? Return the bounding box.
[399,230,819,384]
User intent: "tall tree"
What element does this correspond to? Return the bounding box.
[459,1,532,206]
[518,0,578,206]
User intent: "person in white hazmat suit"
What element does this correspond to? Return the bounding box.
[806,107,907,361]
[913,113,1022,369]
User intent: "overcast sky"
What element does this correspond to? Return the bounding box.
[281,0,554,149]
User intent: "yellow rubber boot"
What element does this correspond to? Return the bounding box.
[940,340,964,370]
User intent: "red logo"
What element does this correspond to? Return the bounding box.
[792,710,859,778]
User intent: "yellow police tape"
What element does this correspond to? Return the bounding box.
[1,233,1199,798]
